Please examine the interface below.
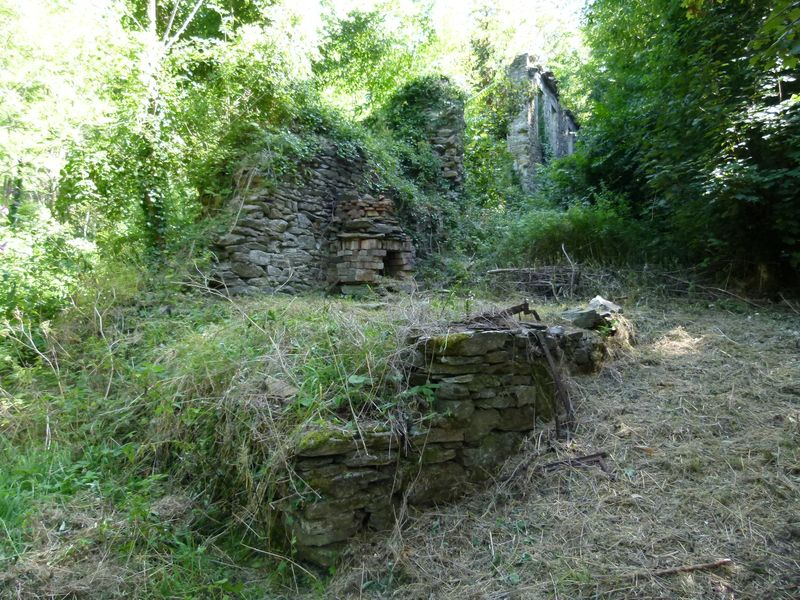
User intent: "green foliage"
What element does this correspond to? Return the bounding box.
[0,204,95,319]
[496,189,650,266]
[313,7,435,114]
[372,76,464,189]
[464,77,527,209]
[57,18,329,255]
[379,76,464,143]
[54,0,379,259]
[122,0,272,40]
[0,0,131,205]
[569,0,800,280]
[751,0,800,71]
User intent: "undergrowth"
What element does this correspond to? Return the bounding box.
[0,270,498,598]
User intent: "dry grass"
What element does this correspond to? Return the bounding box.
[4,292,798,599]
[317,298,800,599]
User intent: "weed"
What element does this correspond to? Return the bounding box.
[1,288,500,597]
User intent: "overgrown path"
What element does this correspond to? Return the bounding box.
[322,301,800,599]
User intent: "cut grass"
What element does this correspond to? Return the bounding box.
[321,298,800,599]
[2,290,798,598]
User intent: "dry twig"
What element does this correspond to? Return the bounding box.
[649,558,733,578]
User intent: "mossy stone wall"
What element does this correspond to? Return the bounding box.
[280,324,604,565]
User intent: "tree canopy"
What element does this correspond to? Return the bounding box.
[1,0,798,321]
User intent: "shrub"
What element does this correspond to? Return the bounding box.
[496,190,651,266]
[0,204,95,320]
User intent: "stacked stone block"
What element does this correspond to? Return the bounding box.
[280,323,604,565]
[328,193,415,288]
[424,98,465,191]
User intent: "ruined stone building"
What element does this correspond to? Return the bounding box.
[212,79,466,296]
[212,60,573,294]
[507,53,579,193]
[212,145,417,296]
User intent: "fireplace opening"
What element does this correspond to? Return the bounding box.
[381,250,404,279]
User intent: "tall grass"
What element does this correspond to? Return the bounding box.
[495,200,653,267]
[0,270,490,596]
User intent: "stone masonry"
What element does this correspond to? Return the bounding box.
[507,54,578,193]
[280,322,605,565]
[423,92,466,191]
[327,193,415,291]
[213,144,418,294]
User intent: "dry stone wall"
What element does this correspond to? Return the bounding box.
[423,97,466,191]
[213,145,366,295]
[213,80,471,294]
[281,322,605,565]
[213,146,421,295]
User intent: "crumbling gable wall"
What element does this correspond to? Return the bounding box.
[381,76,466,194]
[213,77,471,295]
[507,54,578,193]
[423,92,466,191]
[213,143,366,294]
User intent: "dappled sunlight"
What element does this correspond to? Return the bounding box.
[650,326,705,357]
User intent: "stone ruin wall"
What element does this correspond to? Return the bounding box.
[213,145,366,294]
[423,94,466,191]
[212,78,471,293]
[212,151,417,294]
[280,323,605,565]
[507,53,579,193]
[328,193,415,292]
[213,62,578,293]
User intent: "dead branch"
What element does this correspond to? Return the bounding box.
[502,451,613,484]
[780,293,799,315]
[537,451,610,473]
[467,300,541,324]
[487,265,583,299]
[651,558,733,577]
[534,332,574,433]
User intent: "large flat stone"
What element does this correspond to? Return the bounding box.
[434,399,475,422]
[231,262,265,278]
[408,427,465,445]
[464,409,500,442]
[289,512,360,546]
[307,467,394,498]
[461,432,523,478]
[422,331,509,357]
[404,462,468,505]
[495,406,537,431]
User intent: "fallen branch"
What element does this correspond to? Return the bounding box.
[537,451,610,474]
[502,451,613,483]
[780,293,799,315]
[533,332,574,435]
[468,300,541,324]
[486,266,582,299]
[651,558,733,577]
